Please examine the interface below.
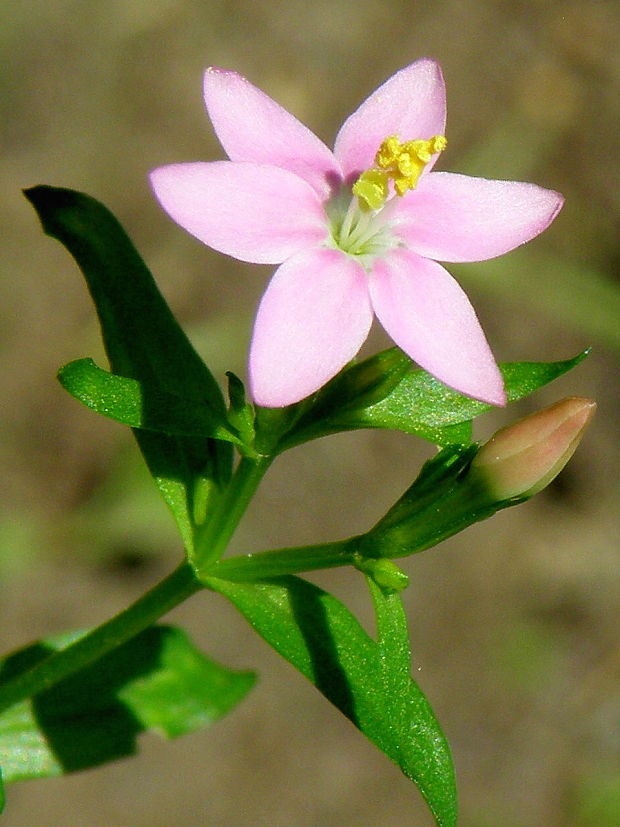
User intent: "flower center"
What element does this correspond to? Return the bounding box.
[325,187,393,264]
[326,133,446,266]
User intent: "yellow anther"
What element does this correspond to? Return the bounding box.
[376,136,402,169]
[353,133,447,209]
[377,134,447,194]
[432,135,447,152]
[352,169,389,210]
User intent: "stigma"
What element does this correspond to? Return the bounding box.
[352,134,447,210]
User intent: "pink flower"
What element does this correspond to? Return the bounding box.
[150,59,563,408]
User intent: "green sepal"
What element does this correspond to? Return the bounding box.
[206,574,456,826]
[355,557,409,592]
[0,625,255,785]
[307,347,412,413]
[226,372,257,453]
[25,186,233,552]
[272,348,589,451]
[359,442,525,561]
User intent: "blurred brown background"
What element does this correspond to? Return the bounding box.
[1,1,619,825]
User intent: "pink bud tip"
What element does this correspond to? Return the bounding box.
[470,397,596,501]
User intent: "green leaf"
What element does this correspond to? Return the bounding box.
[501,351,590,400]
[58,358,241,445]
[0,625,255,784]
[207,574,456,826]
[365,575,456,823]
[278,348,588,449]
[25,186,233,552]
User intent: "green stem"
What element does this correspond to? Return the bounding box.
[0,456,272,714]
[0,562,201,715]
[0,445,501,714]
[207,537,360,581]
[192,455,272,573]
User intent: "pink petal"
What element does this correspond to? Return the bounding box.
[334,59,446,181]
[150,161,327,264]
[369,249,505,405]
[394,172,564,262]
[249,248,373,407]
[204,67,342,199]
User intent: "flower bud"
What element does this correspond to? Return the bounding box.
[359,398,595,562]
[469,397,596,501]
[315,346,411,411]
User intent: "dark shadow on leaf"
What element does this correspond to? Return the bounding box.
[286,578,358,726]
[133,428,231,520]
[1,628,169,774]
[0,643,52,685]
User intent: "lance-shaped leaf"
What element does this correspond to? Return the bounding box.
[25,186,233,551]
[0,626,255,785]
[207,574,456,827]
[366,576,456,826]
[275,348,589,450]
[58,358,242,445]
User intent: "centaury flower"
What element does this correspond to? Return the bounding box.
[150,59,563,408]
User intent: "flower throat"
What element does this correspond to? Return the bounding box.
[327,134,446,264]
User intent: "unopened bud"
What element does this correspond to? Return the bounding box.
[360,397,595,562]
[469,397,596,501]
[316,346,411,410]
